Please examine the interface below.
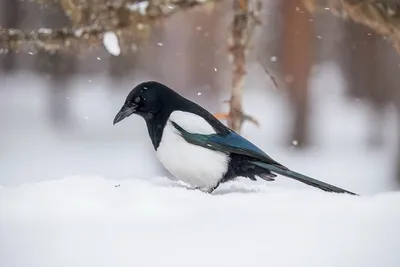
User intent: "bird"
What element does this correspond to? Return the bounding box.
[113,81,358,195]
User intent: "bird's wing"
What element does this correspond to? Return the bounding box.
[171,121,285,168]
[171,121,358,195]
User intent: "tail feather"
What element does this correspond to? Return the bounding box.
[252,161,358,195]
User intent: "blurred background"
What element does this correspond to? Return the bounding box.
[1,0,399,195]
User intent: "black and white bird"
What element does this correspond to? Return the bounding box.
[113,81,357,195]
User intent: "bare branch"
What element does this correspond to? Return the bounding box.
[305,0,400,53]
[0,26,107,54]
[0,0,221,54]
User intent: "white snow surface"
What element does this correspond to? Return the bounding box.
[103,31,121,56]
[1,176,400,267]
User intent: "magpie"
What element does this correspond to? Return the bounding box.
[113,81,357,195]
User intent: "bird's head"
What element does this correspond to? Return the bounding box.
[113,81,171,125]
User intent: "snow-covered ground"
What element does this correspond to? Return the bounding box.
[1,62,400,266]
[1,176,400,267]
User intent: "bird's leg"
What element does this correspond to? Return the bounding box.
[207,182,222,194]
[194,182,221,194]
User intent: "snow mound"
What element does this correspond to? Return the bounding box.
[1,176,399,267]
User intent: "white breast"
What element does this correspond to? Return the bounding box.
[155,111,229,190]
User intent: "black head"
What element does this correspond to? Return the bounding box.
[113,81,177,125]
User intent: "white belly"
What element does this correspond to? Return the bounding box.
[155,111,229,189]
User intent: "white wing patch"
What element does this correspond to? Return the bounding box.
[156,111,229,190]
[168,110,216,135]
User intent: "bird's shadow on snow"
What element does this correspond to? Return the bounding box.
[165,181,262,195]
[213,187,261,195]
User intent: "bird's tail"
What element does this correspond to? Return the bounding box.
[251,161,358,195]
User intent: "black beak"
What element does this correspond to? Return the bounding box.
[113,104,137,125]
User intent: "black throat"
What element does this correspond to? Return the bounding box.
[145,107,172,150]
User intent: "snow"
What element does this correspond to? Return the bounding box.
[126,1,149,15]
[103,31,121,56]
[38,28,52,34]
[0,176,399,267]
[74,28,84,37]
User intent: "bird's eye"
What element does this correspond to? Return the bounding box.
[134,96,141,104]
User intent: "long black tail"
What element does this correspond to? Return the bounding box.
[251,161,358,195]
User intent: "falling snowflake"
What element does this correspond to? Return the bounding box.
[103,31,121,56]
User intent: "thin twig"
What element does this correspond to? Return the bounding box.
[260,61,279,89]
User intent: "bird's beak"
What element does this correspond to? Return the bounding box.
[113,104,137,125]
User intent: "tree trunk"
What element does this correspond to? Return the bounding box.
[281,0,314,147]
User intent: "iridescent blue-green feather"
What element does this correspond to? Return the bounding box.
[171,121,358,195]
